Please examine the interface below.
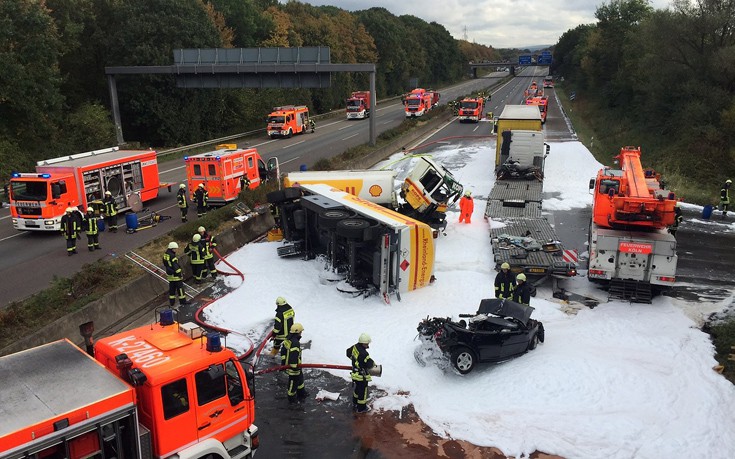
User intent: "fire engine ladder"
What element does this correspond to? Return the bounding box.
[125,251,203,298]
[607,279,652,304]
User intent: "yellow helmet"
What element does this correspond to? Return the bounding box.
[168,242,179,250]
[290,323,304,334]
[198,226,206,233]
[193,234,201,242]
[276,296,287,306]
[179,183,186,189]
[501,262,510,270]
[358,333,371,344]
[516,273,527,282]
[86,207,94,212]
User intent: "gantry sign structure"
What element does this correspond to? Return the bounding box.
[105,47,377,146]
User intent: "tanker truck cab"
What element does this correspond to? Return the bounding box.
[400,156,464,231]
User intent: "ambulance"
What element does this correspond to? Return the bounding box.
[185,145,268,205]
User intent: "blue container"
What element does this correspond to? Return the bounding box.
[702,205,714,220]
[97,219,106,232]
[125,212,139,230]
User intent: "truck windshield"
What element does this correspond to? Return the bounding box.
[407,99,421,107]
[460,101,478,109]
[11,180,47,201]
[268,116,285,124]
[346,100,362,108]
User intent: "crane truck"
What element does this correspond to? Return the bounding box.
[0,312,259,459]
[587,146,678,303]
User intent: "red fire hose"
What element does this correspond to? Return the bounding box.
[213,248,244,281]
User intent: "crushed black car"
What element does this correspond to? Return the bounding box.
[414,298,545,374]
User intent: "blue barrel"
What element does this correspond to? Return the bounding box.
[97,219,106,232]
[702,205,714,220]
[300,164,308,171]
[125,213,139,230]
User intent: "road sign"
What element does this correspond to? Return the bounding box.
[518,55,532,65]
[537,55,552,65]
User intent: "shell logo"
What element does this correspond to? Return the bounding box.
[368,184,383,197]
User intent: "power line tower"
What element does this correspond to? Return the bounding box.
[463,26,468,41]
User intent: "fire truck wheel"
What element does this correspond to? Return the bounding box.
[318,210,352,229]
[283,187,302,200]
[286,128,293,138]
[335,218,371,239]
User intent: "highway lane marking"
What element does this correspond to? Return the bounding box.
[338,125,351,131]
[279,156,301,165]
[0,232,22,242]
[0,214,10,221]
[341,133,359,141]
[282,140,305,149]
[160,165,186,174]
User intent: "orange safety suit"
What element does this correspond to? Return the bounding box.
[459,195,474,223]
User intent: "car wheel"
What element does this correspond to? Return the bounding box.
[450,347,476,375]
[527,333,539,351]
[287,128,293,138]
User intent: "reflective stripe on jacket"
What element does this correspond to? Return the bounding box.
[347,343,374,382]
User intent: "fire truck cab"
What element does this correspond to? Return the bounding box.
[185,145,268,205]
[266,105,310,138]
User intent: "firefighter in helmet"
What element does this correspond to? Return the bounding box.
[720,179,732,219]
[284,323,308,404]
[512,273,531,305]
[194,183,208,218]
[271,296,295,355]
[177,184,189,222]
[60,207,80,255]
[494,262,515,299]
[184,233,206,283]
[347,333,377,413]
[163,242,187,306]
[102,190,118,232]
[83,206,101,251]
[198,226,217,279]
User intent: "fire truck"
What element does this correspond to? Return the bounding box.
[457,96,486,123]
[587,146,678,302]
[9,147,162,232]
[345,91,371,119]
[185,145,268,205]
[523,81,543,100]
[266,105,310,138]
[525,96,549,123]
[0,313,259,459]
[543,75,554,88]
[404,88,439,118]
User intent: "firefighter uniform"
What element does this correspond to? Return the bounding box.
[198,227,217,279]
[194,184,208,218]
[284,323,307,404]
[177,185,189,222]
[512,274,531,306]
[347,334,376,413]
[60,208,79,255]
[720,179,731,219]
[272,297,295,350]
[163,243,187,306]
[102,192,118,232]
[459,191,474,223]
[669,205,683,236]
[494,263,515,299]
[83,208,101,251]
[184,234,206,283]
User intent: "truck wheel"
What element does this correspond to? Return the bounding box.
[286,129,293,138]
[318,209,352,229]
[267,190,287,204]
[450,347,476,375]
[336,218,370,239]
[283,187,302,200]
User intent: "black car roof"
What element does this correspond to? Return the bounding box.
[477,298,535,325]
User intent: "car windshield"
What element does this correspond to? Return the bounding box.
[11,180,47,201]
[267,116,285,124]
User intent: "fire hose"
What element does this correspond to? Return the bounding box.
[255,363,352,376]
[213,248,244,281]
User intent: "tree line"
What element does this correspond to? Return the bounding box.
[0,0,499,180]
[552,0,735,197]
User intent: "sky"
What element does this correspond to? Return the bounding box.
[202,138,735,458]
[281,0,675,49]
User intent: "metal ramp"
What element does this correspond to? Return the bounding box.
[607,279,653,304]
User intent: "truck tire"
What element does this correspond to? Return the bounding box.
[335,218,370,239]
[318,210,352,229]
[293,209,305,230]
[283,187,302,200]
[286,128,293,138]
[450,347,476,375]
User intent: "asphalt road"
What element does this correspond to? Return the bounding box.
[0,71,516,306]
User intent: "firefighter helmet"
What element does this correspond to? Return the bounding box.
[276,296,287,306]
[193,234,201,243]
[105,191,112,196]
[516,273,527,282]
[464,190,472,197]
[358,333,371,344]
[501,262,510,270]
[179,183,186,189]
[198,183,205,188]
[65,207,73,213]
[727,179,732,184]
[198,226,206,233]
[675,201,682,208]
[290,323,304,334]
[168,242,179,250]
[86,207,94,212]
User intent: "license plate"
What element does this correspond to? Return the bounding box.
[529,268,545,273]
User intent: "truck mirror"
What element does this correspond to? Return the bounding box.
[545,144,550,155]
[51,183,61,199]
[589,179,595,190]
